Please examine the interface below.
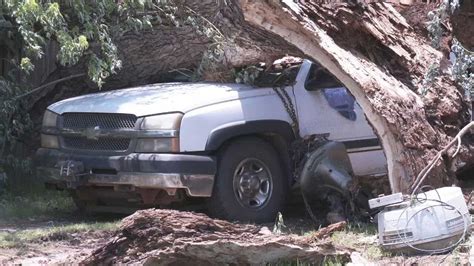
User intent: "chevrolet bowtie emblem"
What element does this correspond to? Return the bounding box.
[85,126,101,140]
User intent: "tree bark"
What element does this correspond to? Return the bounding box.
[239,0,472,193]
[82,209,351,265]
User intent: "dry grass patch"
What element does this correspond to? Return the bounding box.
[0,221,119,248]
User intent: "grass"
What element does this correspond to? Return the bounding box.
[0,187,121,252]
[268,255,348,266]
[0,190,74,221]
[0,221,119,248]
[321,256,347,266]
[296,221,389,262]
[329,222,390,261]
[449,235,473,264]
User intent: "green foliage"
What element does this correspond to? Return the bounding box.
[3,0,169,87]
[425,0,473,99]
[426,0,459,48]
[448,0,461,13]
[0,79,33,160]
[0,190,73,221]
[185,7,225,80]
[419,63,440,96]
[0,77,35,192]
[2,0,227,85]
[0,0,174,178]
[0,0,227,190]
[451,39,474,99]
[19,57,33,73]
[234,65,264,85]
[426,6,447,49]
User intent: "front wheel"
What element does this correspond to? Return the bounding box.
[207,137,288,223]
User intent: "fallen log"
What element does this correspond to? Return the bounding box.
[81,209,351,265]
[309,221,347,240]
[239,0,473,193]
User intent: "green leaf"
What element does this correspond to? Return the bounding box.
[20,57,34,73]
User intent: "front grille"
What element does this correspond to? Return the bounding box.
[63,136,131,152]
[62,113,137,129]
[60,113,136,152]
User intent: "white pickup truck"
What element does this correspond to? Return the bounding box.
[36,59,387,222]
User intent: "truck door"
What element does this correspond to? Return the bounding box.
[293,60,387,176]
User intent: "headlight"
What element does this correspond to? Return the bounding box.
[41,110,59,149]
[137,113,182,152]
[140,113,183,130]
[42,110,58,128]
[41,134,59,149]
[135,138,180,153]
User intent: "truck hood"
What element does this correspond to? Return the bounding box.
[48,82,272,117]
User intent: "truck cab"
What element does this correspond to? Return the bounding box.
[37,59,387,222]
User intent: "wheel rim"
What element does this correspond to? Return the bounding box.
[232,158,273,209]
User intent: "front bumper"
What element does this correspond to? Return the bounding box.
[36,148,216,197]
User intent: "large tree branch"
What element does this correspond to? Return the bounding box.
[239,0,471,192]
[13,73,86,100]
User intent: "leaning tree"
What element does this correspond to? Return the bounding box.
[0,0,472,193]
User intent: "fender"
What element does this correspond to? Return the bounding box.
[205,120,296,151]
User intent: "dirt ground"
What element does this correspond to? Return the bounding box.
[0,217,115,264]
[0,230,110,264]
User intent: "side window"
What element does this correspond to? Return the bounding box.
[305,63,342,91]
[323,88,357,121]
[305,63,357,121]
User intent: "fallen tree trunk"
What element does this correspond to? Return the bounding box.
[82,209,351,265]
[239,0,472,192]
[26,1,472,193]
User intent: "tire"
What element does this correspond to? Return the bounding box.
[207,137,288,223]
